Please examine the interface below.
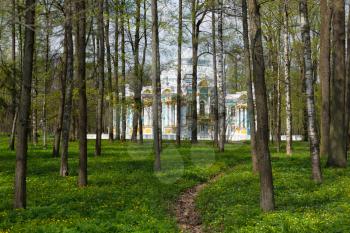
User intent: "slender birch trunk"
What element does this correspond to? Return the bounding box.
[217,0,225,152]
[300,0,322,183]
[283,0,292,155]
[211,8,219,147]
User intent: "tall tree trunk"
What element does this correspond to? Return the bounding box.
[60,0,74,176]
[191,0,198,144]
[242,0,258,173]
[114,0,120,141]
[346,3,350,153]
[176,0,183,146]
[300,0,322,183]
[32,69,38,145]
[95,0,104,155]
[53,52,67,157]
[151,0,161,170]
[320,0,332,158]
[211,7,219,147]
[75,0,88,186]
[43,8,50,149]
[131,0,142,142]
[121,0,127,141]
[247,0,275,212]
[217,1,225,152]
[9,0,17,151]
[327,0,347,167]
[14,0,35,209]
[105,0,114,141]
[138,0,147,144]
[283,0,292,155]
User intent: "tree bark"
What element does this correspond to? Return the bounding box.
[114,0,120,141]
[14,0,35,209]
[60,0,74,176]
[151,0,161,170]
[217,0,225,152]
[247,0,275,212]
[75,0,88,187]
[300,0,322,183]
[105,0,114,141]
[131,0,142,143]
[9,0,17,151]
[191,0,198,144]
[242,0,258,173]
[327,0,347,167]
[283,0,292,155]
[176,0,183,146]
[53,52,66,157]
[320,0,332,158]
[121,0,127,141]
[345,4,350,156]
[211,7,219,147]
[95,0,105,156]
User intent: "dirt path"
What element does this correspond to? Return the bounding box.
[174,173,224,233]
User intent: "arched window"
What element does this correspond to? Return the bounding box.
[200,101,205,116]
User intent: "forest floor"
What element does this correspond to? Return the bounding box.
[1,137,350,232]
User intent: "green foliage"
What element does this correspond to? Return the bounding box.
[197,142,350,233]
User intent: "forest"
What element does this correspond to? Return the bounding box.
[0,0,350,232]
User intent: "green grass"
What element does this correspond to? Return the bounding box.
[0,137,245,232]
[1,138,350,233]
[197,143,350,233]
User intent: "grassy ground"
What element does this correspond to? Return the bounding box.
[0,137,244,232]
[1,137,350,233]
[197,143,350,233]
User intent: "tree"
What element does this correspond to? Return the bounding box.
[121,0,127,141]
[217,0,225,152]
[247,0,275,211]
[114,0,121,141]
[14,0,36,209]
[75,0,88,187]
[211,6,219,147]
[176,0,183,146]
[52,49,66,157]
[190,0,208,144]
[242,0,257,173]
[130,0,142,143]
[319,0,332,158]
[283,0,292,155]
[299,0,322,183]
[327,0,347,168]
[95,0,105,156]
[151,0,161,171]
[60,0,74,176]
[9,0,17,151]
[105,0,114,141]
